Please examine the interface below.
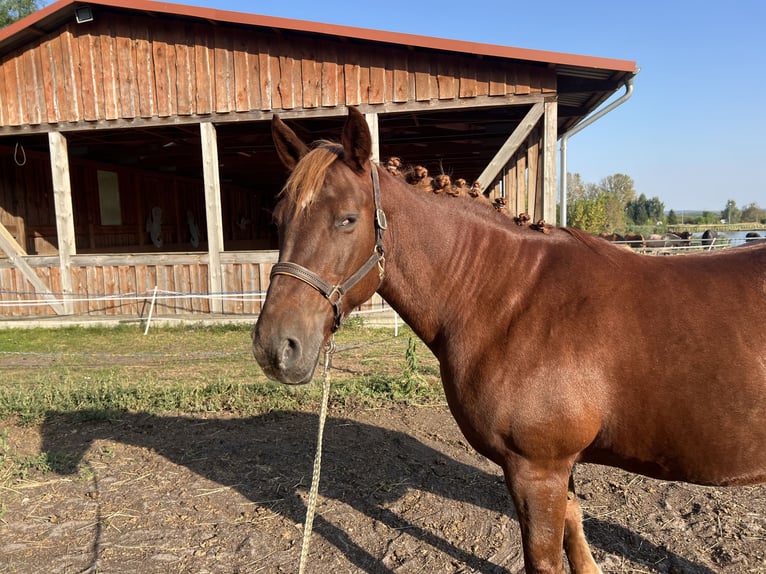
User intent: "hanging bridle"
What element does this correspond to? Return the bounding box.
[269,166,387,332]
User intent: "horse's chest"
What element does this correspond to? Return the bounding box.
[439,363,602,464]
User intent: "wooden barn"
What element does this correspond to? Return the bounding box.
[0,0,636,320]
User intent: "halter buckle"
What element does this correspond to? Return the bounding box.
[326,285,343,304]
[375,208,388,231]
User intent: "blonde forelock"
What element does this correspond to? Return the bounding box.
[279,142,343,219]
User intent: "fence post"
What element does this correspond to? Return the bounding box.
[144,286,159,335]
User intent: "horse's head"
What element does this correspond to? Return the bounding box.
[252,108,386,384]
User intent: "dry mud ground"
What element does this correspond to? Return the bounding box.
[2,404,765,573]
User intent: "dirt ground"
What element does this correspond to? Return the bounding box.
[2,402,765,574]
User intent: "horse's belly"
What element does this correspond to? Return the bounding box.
[587,404,766,486]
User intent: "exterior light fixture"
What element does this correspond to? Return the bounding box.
[75,6,94,24]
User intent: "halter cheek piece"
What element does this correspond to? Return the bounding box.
[269,166,387,332]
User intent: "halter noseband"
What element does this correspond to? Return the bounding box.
[269,166,387,332]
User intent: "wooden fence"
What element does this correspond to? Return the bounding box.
[0,251,273,318]
[0,250,392,320]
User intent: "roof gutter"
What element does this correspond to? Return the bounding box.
[559,71,638,226]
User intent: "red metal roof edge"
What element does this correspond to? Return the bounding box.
[1,0,637,73]
[0,0,66,40]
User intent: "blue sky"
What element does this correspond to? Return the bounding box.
[180,0,765,212]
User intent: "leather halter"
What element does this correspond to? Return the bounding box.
[269,166,387,332]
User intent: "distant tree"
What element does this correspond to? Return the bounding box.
[598,173,636,206]
[721,200,741,224]
[667,210,678,225]
[571,173,634,231]
[569,194,607,233]
[566,172,587,202]
[626,193,665,225]
[602,193,627,232]
[646,196,666,224]
[566,172,601,202]
[688,212,717,225]
[626,193,649,225]
[741,202,765,223]
[564,171,668,232]
[566,172,602,228]
[0,0,44,28]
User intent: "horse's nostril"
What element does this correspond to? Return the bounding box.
[279,337,301,369]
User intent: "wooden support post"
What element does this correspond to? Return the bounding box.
[365,112,380,163]
[476,102,544,192]
[515,154,527,216]
[49,131,76,315]
[542,98,558,224]
[503,164,515,204]
[527,128,541,220]
[200,122,224,314]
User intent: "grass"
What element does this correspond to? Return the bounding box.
[0,321,443,425]
[0,320,444,489]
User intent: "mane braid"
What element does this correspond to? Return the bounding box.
[280,142,342,218]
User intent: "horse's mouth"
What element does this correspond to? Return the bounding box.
[252,337,321,386]
[258,359,318,386]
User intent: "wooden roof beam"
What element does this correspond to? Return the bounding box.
[475,102,545,191]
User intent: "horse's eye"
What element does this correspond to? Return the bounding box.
[337,215,357,228]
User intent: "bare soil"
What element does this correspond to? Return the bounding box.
[1,403,765,574]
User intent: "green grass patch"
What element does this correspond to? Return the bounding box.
[0,322,444,424]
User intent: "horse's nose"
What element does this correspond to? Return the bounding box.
[278,336,302,371]
[252,319,322,385]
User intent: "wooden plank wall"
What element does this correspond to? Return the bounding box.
[0,13,556,128]
[0,252,384,319]
[0,253,275,317]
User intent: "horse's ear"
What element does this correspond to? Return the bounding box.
[341,107,372,173]
[272,114,309,172]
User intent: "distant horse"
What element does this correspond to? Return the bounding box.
[597,232,624,243]
[622,232,645,249]
[701,229,719,246]
[673,230,693,245]
[745,231,766,245]
[252,108,766,574]
[644,233,682,249]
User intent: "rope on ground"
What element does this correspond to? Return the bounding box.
[298,337,335,574]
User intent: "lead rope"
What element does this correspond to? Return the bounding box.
[298,337,335,574]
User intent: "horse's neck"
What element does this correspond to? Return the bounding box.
[376,179,515,348]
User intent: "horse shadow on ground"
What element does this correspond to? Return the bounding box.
[38,409,713,574]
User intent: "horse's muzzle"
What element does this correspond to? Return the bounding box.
[251,324,322,386]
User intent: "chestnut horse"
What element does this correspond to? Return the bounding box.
[252,108,766,573]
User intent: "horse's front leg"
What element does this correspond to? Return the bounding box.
[503,456,598,574]
[564,474,602,574]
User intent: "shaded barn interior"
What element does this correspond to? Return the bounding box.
[0,0,636,318]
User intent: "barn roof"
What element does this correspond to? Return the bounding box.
[2,0,635,70]
[0,0,637,129]
[0,0,637,191]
